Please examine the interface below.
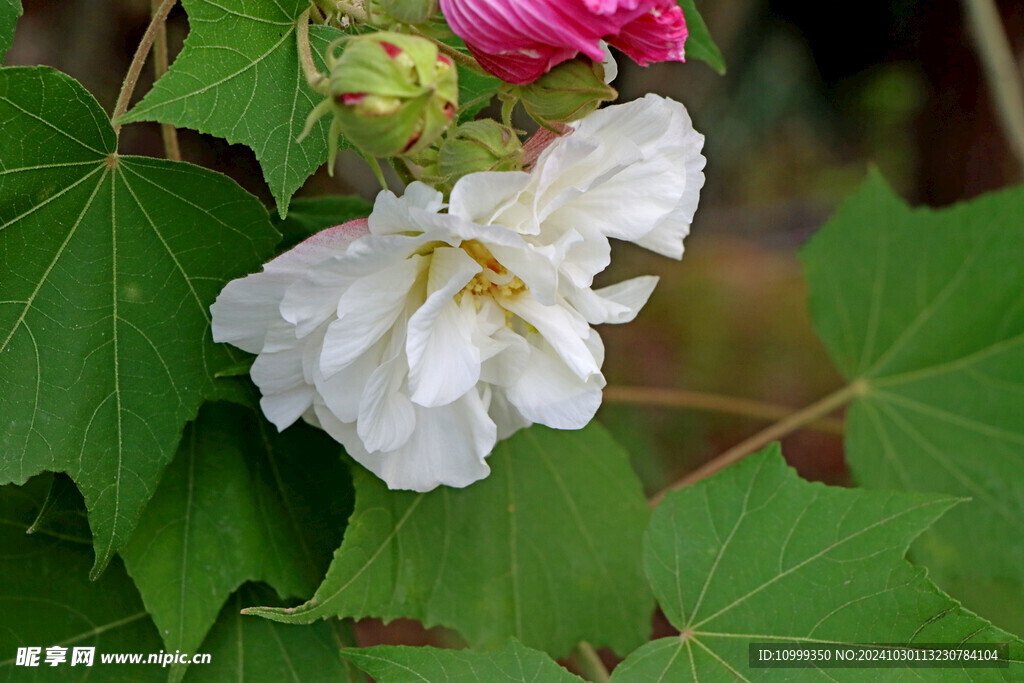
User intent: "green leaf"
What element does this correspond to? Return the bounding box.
[0,66,279,576]
[677,0,726,74]
[247,424,653,658]
[0,477,165,682]
[118,0,345,217]
[120,402,354,681]
[456,65,500,122]
[801,172,1024,630]
[273,195,373,251]
[0,0,21,63]
[611,446,1024,681]
[343,640,583,682]
[185,584,354,682]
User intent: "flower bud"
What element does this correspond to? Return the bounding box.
[369,0,438,25]
[439,120,523,177]
[302,32,458,168]
[415,120,524,194]
[501,57,617,130]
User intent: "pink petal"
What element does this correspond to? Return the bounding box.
[607,0,688,65]
[440,0,686,83]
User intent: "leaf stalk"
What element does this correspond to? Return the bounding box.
[649,382,863,507]
[151,0,181,161]
[572,642,611,683]
[604,385,845,435]
[962,0,1024,176]
[112,0,178,135]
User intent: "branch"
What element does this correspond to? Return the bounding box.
[151,0,181,160]
[648,382,864,507]
[112,0,178,134]
[962,0,1024,175]
[604,385,845,435]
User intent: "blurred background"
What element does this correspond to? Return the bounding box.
[8,0,1023,496]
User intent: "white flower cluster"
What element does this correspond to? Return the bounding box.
[211,94,704,491]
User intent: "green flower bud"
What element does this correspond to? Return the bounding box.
[369,0,438,25]
[300,32,458,171]
[439,120,523,177]
[501,57,617,131]
[415,120,523,194]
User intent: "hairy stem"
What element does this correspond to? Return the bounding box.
[297,9,328,90]
[962,0,1024,175]
[604,385,845,435]
[151,0,181,161]
[112,0,178,134]
[648,382,864,507]
[572,642,611,683]
[334,0,370,24]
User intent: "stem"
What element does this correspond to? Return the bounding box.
[334,0,370,24]
[572,642,611,683]
[112,0,178,134]
[604,386,845,435]
[151,0,181,161]
[501,98,516,128]
[648,382,864,507]
[962,0,1024,175]
[408,26,488,74]
[296,9,328,90]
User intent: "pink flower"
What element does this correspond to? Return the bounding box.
[440,0,688,84]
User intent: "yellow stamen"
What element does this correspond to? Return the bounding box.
[459,240,526,299]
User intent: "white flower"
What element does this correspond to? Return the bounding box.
[210,95,704,492]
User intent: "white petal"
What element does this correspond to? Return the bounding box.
[550,156,682,242]
[483,239,563,305]
[524,94,705,256]
[212,220,370,352]
[599,41,618,83]
[633,160,705,259]
[319,255,425,376]
[403,181,447,212]
[367,188,417,235]
[211,275,292,354]
[407,247,482,407]
[499,294,600,380]
[567,275,659,325]
[273,218,370,268]
[449,171,530,225]
[368,183,450,237]
[486,386,532,439]
[358,363,416,452]
[555,225,609,290]
[528,136,604,218]
[358,320,416,452]
[281,232,431,338]
[260,385,315,430]
[479,327,530,387]
[301,404,321,428]
[315,335,386,423]
[326,394,497,492]
[251,343,304,395]
[506,339,605,429]
[249,337,311,429]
